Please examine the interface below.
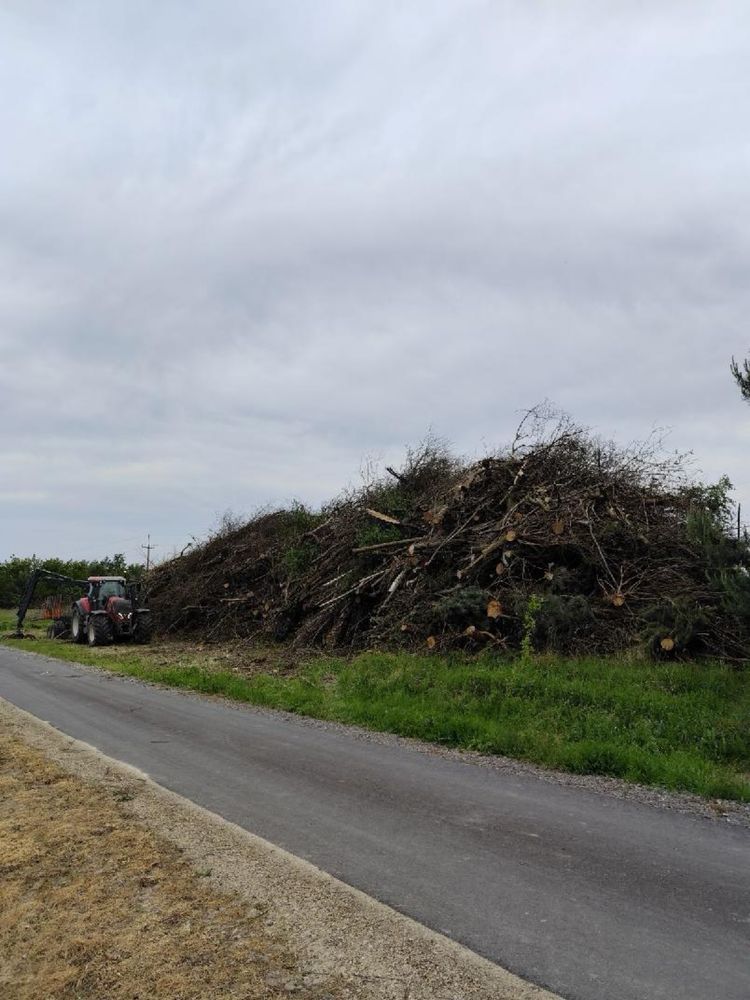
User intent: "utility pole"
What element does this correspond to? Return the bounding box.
[141,534,157,571]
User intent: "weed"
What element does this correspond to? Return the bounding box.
[520,594,544,662]
[112,789,135,802]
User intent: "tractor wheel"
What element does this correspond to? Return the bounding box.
[70,610,86,644]
[87,616,113,647]
[48,618,68,639]
[134,612,152,644]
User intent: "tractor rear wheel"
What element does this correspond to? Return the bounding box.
[70,609,86,644]
[134,612,152,644]
[87,616,113,647]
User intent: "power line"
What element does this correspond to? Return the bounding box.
[141,534,158,571]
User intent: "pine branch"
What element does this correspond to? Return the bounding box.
[731,355,750,402]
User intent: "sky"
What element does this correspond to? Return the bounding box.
[1,0,749,565]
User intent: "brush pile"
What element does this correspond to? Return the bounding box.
[148,414,750,661]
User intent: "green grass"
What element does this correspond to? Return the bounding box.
[2,609,748,802]
[0,608,18,632]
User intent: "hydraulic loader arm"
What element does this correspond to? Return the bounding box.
[16,569,89,633]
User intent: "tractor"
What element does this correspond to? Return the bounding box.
[14,569,151,646]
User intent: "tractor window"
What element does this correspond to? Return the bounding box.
[99,581,126,600]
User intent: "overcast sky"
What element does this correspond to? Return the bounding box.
[1,1,749,565]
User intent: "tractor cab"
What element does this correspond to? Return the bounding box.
[87,576,127,604]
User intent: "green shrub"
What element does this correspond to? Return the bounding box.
[281,542,318,578]
[432,587,488,626]
[520,594,544,661]
[355,523,403,548]
[533,594,593,653]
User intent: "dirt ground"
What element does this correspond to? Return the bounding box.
[1,605,300,679]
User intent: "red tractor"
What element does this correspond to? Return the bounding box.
[15,570,151,646]
[70,576,151,645]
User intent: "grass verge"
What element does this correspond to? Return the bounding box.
[3,611,749,802]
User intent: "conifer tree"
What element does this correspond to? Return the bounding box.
[731,355,750,401]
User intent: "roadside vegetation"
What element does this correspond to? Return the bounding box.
[4,611,748,803]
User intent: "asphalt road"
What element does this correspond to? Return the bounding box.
[0,646,747,1000]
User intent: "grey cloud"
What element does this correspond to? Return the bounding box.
[1,1,749,562]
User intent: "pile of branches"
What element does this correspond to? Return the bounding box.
[148,415,750,662]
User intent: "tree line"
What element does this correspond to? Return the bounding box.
[0,555,145,608]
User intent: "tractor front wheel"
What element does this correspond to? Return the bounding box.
[70,610,86,644]
[134,612,152,644]
[87,616,113,647]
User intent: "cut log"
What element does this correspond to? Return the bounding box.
[460,536,505,577]
[660,636,675,652]
[365,508,401,525]
[351,536,422,554]
[423,506,448,526]
[426,635,437,649]
[486,599,503,619]
[380,569,408,609]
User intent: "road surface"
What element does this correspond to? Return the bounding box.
[0,646,747,1000]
